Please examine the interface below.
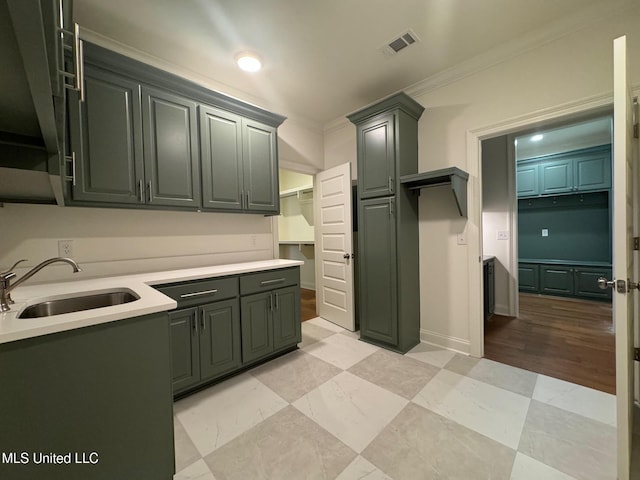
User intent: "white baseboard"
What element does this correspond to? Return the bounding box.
[300,282,315,291]
[420,329,470,355]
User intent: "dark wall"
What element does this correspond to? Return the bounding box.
[518,191,610,263]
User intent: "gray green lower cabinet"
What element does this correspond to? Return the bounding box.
[241,285,301,364]
[0,313,174,480]
[518,262,612,301]
[169,299,241,394]
[159,267,301,396]
[483,257,495,321]
[358,197,398,347]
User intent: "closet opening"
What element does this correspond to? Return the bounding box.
[277,168,316,321]
[481,114,615,394]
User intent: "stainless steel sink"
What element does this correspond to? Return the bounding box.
[18,290,140,319]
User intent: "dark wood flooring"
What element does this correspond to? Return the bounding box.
[484,294,615,394]
[301,288,316,321]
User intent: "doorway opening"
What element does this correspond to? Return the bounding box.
[481,114,615,394]
[277,168,317,321]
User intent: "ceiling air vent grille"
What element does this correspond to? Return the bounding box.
[382,29,420,55]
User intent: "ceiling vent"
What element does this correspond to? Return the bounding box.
[381,29,420,56]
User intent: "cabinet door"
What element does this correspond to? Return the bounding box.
[199,299,242,381]
[359,197,398,345]
[142,87,200,208]
[357,114,395,199]
[540,158,573,195]
[272,286,301,351]
[540,265,574,296]
[516,163,539,197]
[168,308,200,394]
[200,106,244,210]
[518,263,539,292]
[575,154,611,192]
[241,119,279,213]
[240,291,274,363]
[68,66,144,204]
[574,267,612,300]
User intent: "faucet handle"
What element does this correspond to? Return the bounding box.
[0,259,28,276]
[0,271,16,283]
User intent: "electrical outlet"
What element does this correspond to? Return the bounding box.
[58,240,74,257]
[497,231,509,240]
[457,232,467,245]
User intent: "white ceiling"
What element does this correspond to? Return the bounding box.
[74,0,635,128]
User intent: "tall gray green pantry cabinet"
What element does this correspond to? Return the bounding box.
[347,93,424,353]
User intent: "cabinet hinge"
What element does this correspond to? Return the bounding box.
[634,237,639,251]
[635,347,640,362]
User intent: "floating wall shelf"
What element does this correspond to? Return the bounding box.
[400,167,469,217]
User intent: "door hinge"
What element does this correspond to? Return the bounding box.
[634,237,639,250]
[635,347,640,362]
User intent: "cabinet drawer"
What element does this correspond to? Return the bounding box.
[157,277,238,308]
[240,268,299,295]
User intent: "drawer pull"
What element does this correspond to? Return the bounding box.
[180,289,218,298]
[260,278,285,286]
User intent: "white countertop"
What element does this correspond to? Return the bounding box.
[0,259,303,344]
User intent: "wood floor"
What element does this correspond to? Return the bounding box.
[301,288,317,321]
[484,294,615,394]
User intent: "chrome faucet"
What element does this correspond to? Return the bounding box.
[0,257,82,312]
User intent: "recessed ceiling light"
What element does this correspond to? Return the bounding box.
[531,134,544,142]
[236,52,262,72]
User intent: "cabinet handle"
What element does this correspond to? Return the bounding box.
[274,292,279,311]
[200,309,206,332]
[147,181,152,203]
[78,37,85,102]
[192,313,198,335]
[138,179,144,202]
[246,191,250,208]
[240,190,244,208]
[388,176,394,194]
[180,289,218,298]
[71,151,77,186]
[389,198,394,217]
[268,293,273,311]
[260,278,285,286]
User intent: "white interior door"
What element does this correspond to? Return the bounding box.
[314,163,355,330]
[613,34,637,480]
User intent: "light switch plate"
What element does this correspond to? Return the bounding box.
[497,231,509,240]
[542,229,549,237]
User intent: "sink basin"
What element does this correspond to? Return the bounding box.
[18,289,140,319]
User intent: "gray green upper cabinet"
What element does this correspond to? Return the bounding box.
[357,114,396,199]
[516,145,611,198]
[516,163,539,197]
[347,92,423,353]
[66,42,285,213]
[142,87,200,208]
[200,106,243,210]
[68,66,144,204]
[200,106,278,213]
[242,119,279,213]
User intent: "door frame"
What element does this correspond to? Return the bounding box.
[467,93,615,358]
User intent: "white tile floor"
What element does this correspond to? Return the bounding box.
[173,317,617,480]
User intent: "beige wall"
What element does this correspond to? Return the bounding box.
[0,203,274,284]
[323,8,640,354]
